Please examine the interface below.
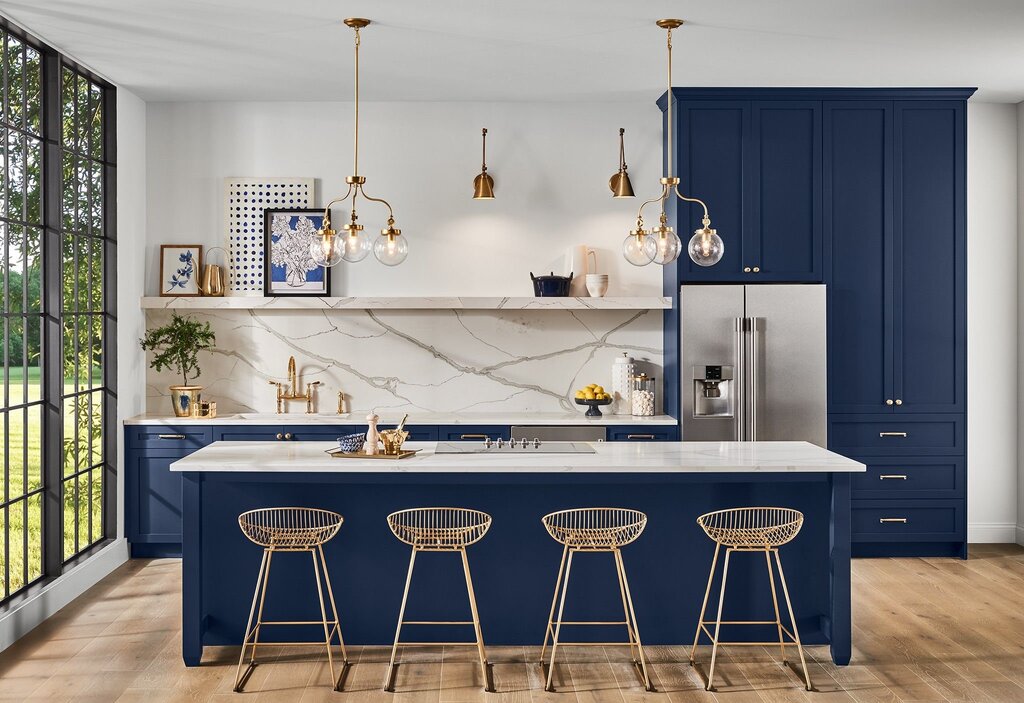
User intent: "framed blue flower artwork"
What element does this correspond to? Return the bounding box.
[264,209,332,296]
[160,244,203,296]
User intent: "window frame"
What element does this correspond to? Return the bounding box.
[0,16,116,606]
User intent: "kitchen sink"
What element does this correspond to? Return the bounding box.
[235,412,350,422]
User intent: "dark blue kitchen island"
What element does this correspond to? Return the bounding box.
[171,440,863,667]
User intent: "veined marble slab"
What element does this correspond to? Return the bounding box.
[123,411,678,426]
[145,308,663,415]
[170,440,865,474]
[139,296,672,310]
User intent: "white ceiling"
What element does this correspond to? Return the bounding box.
[0,0,1021,103]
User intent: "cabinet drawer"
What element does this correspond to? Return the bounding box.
[607,426,679,442]
[851,500,963,541]
[128,426,212,450]
[851,457,963,499]
[439,425,509,442]
[829,415,963,455]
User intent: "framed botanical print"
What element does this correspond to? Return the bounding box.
[159,244,203,296]
[264,208,332,296]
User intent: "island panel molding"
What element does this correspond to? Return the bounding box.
[139,296,673,310]
[143,308,663,415]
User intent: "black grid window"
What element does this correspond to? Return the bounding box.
[0,18,115,604]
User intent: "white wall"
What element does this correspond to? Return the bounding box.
[1018,101,1024,547]
[145,101,665,297]
[966,102,1019,543]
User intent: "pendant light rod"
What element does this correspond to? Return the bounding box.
[618,127,626,170]
[481,128,488,172]
[345,17,370,176]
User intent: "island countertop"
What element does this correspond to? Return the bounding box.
[170,440,865,474]
[125,411,678,426]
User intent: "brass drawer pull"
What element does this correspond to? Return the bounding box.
[158,434,186,440]
[879,474,908,480]
[275,433,284,440]
[879,518,908,524]
[460,434,489,440]
[627,434,656,440]
[284,433,293,440]
[879,432,908,438]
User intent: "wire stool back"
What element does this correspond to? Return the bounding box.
[541,508,647,550]
[386,507,492,550]
[696,507,803,549]
[238,507,344,550]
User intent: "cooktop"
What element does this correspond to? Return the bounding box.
[433,439,596,454]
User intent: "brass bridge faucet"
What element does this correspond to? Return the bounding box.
[268,356,322,413]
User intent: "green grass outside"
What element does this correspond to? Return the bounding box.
[0,366,104,597]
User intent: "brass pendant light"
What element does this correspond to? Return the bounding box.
[312,18,409,268]
[609,128,635,198]
[473,128,495,199]
[623,19,722,267]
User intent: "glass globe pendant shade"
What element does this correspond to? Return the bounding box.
[374,232,409,266]
[340,229,372,263]
[309,231,346,267]
[651,227,682,265]
[622,231,656,266]
[688,227,724,267]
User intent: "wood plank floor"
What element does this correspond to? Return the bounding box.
[1,544,1023,702]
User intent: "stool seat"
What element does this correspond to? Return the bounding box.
[239,507,343,549]
[696,507,802,549]
[541,508,646,550]
[387,507,491,550]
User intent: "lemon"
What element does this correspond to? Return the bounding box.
[593,385,604,394]
[575,390,585,399]
[583,390,596,400]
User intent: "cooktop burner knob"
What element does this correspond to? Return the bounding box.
[484,438,493,449]
[534,438,541,448]
[496,437,504,448]
[520,437,529,447]
[509,438,518,448]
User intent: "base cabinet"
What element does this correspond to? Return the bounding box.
[125,422,674,556]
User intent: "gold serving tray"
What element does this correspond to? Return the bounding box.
[328,449,420,460]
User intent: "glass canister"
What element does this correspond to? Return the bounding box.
[611,352,635,415]
[631,373,656,416]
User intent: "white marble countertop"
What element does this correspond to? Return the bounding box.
[170,440,865,474]
[123,412,678,427]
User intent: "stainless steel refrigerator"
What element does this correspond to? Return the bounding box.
[680,284,826,446]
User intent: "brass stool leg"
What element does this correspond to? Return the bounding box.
[310,549,337,690]
[460,546,494,692]
[384,548,417,692]
[539,543,569,665]
[316,545,350,691]
[613,547,639,666]
[773,549,813,691]
[690,542,720,665]
[544,548,575,692]
[765,548,787,664]
[706,547,732,692]
[614,548,653,692]
[234,549,268,692]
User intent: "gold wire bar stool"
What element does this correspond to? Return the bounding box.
[690,507,812,692]
[233,507,349,693]
[539,508,653,692]
[384,507,494,693]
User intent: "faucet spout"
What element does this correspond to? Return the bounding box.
[288,356,297,395]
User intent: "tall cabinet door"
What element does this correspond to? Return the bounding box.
[749,101,822,281]
[676,101,750,281]
[825,101,895,414]
[892,101,966,413]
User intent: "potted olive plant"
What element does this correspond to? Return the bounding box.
[140,313,217,417]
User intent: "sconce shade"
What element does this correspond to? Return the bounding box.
[473,172,495,199]
[610,171,635,198]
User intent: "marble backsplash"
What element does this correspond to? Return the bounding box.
[144,309,663,415]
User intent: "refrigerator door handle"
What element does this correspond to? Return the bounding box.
[734,317,746,441]
[749,317,760,442]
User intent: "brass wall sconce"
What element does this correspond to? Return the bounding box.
[473,128,495,199]
[609,128,635,198]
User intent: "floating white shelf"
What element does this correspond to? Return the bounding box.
[140,296,672,311]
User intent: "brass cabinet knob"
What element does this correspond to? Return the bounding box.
[275,433,284,440]
[885,399,894,405]
[284,433,293,440]
[894,399,903,406]
[752,266,760,273]
[743,266,752,273]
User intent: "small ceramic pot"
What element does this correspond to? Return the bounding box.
[585,274,609,297]
[531,272,573,297]
[169,385,203,418]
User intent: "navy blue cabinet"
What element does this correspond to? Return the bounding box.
[606,426,679,442]
[669,94,822,283]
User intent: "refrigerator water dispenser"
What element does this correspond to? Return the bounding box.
[692,365,734,418]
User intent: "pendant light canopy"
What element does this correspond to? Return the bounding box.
[473,128,495,199]
[313,18,408,268]
[623,19,722,268]
[609,128,635,198]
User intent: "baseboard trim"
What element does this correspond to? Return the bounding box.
[1017,525,1024,547]
[968,522,1019,544]
[0,538,129,653]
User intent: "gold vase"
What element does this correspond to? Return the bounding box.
[169,385,203,418]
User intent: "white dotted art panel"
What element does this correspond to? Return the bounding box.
[224,178,315,294]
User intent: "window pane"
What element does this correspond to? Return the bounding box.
[27,404,41,493]
[76,75,89,155]
[8,407,24,496]
[62,477,75,560]
[61,151,74,232]
[90,316,102,385]
[6,35,24,130]
[7,500,25,594]
[25,226,41,314]
[6,131,23,221]
[8,316,24,405]
[88,390,102,466]
[61,67,74,148]
[61,232,76,312]
[61,395,77,478]
[25,47,41,136]
[1,506,7,597]
[90,469,101,544]
[61,316,76,387]
[76,472,88,551]
[26,492,41,583]
[25,137,40,225]
[89,238,103,313]
[90,160,102,237]
[89,83,102,160]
